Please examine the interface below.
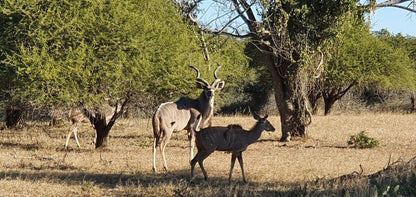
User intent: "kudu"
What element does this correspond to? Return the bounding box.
[64,105,118,149]
[191,113,275,183]
[152,65,225,172]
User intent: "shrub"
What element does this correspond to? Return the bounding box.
[348,131,380,148]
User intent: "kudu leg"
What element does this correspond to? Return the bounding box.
[190,151,213,181]
[237,152,246,183]
[197,151,213,181]
[73,127,81,147]
[188,111,199,162]
[188,130,196,162]
[65,124,77,149]
[160,132,172,172]
[160,144,168,172]
[229,153,237,183]
[153,137,158,172]
[190,152,201,180]
[65,132,72,149]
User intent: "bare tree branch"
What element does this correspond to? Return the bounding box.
[211,29,254,38]
[376,0,416,13]
[107,97,129,129]
[230,0,250,25]
[377,0,411,7]
[378,3,416,12]
[238,0,257,22]
[215,9,248,36]
[175,1,211,61]
[230,0,258,33]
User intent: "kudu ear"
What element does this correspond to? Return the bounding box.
[195,81,205,89]
[214,81,225,90]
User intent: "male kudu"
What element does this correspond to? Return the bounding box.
[152,65,225,172]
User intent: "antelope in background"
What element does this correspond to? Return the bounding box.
[64,109,90,148]
[65,104,119,149]
[191,113,275,183]
[152,65,225,172]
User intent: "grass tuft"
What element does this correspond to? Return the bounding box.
[0,114,415,196]
[347,131,380,148]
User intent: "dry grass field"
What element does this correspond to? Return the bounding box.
[0,113,415,196]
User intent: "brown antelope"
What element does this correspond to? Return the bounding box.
[65,105,118,149]
[152,65,225,172]
[191,113,275,183]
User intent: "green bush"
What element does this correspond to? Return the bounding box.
[348,131,380,148]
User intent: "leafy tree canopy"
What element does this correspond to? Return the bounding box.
[323,17,416,91]
[0,0,252,115]
[0,0,204,108]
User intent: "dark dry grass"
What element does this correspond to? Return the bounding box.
[0,113,415,196]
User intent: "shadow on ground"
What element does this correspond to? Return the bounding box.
[0,142,40,151]
[0,167,362,196]
[1,157,415,196]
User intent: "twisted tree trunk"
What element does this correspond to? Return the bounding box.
[82,99,128,148]
[93,114,111,148]
[261,45,310,141]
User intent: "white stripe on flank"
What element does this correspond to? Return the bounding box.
[157,102,173,112]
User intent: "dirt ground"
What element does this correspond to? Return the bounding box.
[0,113,415,196]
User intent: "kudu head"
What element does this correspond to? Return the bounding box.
[189,65,225,101]
[253,113,275,132]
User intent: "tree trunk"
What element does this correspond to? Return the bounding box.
[82,99,128,149]
[93,114,110,148]
[278,104,307,141]
[323,96,337,115]
[82,108,113,149]
[5,106,23,128]
[265,52,309,141]
[308,90,322,115]
[322,82,356,115]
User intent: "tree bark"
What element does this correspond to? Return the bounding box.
[81,98,128,148]
[263,46,309,141]
[93,114,110,148]
[308,90,322,115]
[323,96,337,115]
[5,106,23,128]
[271,71,309,141]
[322,82,356,115]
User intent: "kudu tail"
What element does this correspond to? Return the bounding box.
[152,112,161,147]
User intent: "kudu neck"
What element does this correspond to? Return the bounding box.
[247,122,266,144]
[197,91,214,117]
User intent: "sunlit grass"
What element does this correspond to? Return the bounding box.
[0,113,415,196]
